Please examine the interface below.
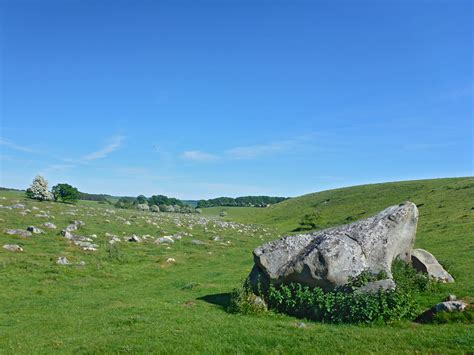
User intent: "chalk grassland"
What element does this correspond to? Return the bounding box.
[0,177,473,353]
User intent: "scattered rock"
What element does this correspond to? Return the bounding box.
[295,322,308,328]
[11,203,25,209]
[3,244,23,252]
[5,229,32,237]
[166,257,176,263]
[56,256,70,265]
[27,226,44,234]
[156,236,174,245]
[109,236,121,244]
[43,222,57,229]
[435,301,466,312]
[212,236,222,241]
[128,235,142,242]
[249,202,419,292]
[124,221,132,226]
[411,248,454,283]
[417,299,468,323]
[191,239,206,245]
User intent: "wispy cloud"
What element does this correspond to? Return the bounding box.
[225,139,298,160]
[81,135,125,161]
[0,138,40,154]
[182,150,219,162]
[181,135,313,162]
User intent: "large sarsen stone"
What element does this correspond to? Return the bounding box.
[249,202,418,292]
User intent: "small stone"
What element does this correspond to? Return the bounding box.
[11,203,25,209]
[43,222,57,229]
[124,221,131,226]
[3,244,23,252]
[128,235,142,242]
[156,236,174,245]
[166,257,176,263]
[27,226,44,234]
[296,322,308,328]
[56,257,70,265]
[109,236,121,244]
[435,301,466,313]
[447,294,457,302]
[191,239,205,245]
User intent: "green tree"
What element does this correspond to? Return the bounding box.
[52,183,80,203]
[136,195,148,204]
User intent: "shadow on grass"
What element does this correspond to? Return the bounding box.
[198,293,232,309]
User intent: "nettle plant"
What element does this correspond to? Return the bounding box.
[230,260,431,324]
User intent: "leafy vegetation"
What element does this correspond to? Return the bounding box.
[52,183,80,204]
[197,196,289,208]
[231,260,430,324]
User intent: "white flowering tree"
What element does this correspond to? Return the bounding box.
[26,175,54,201]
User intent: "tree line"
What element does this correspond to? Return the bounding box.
[196,196,289,208]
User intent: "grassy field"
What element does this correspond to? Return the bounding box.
[1,177,473,353]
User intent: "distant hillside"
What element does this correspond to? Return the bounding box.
[205,177,474,230]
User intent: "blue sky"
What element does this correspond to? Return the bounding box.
[1,0,472,199]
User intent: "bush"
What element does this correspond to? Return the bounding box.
[230,260,430,324]
[136,203,150,211]
[52,183,80,203]
[228,278,267,315]
[101,243,128,263]
[150,205,160,213]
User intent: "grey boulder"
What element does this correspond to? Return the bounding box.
[5,229,32,237]
[249,202,418,292]
[411,248,454,283]
[3,244,24,252]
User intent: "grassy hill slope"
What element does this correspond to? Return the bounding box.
[0,177,473,353]
[205,177,474,295]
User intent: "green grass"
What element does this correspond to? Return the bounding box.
[1,177,473,353]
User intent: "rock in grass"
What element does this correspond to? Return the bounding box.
[435,301,466,312]
[354,279,396,294]
[128,235,142,242]
[156,236,174,245]
[411,248,454,283]
[10,203,25,209]
[191,239,206,245]
[3,244,23,252]
[43,222,57,229]
[249,202,418,292]
[166,257,176,263]
[109,236,121,244]
[416,299,468,323]
[27,226,44,234]
[5,229,32,237]
[56,256,70,265]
